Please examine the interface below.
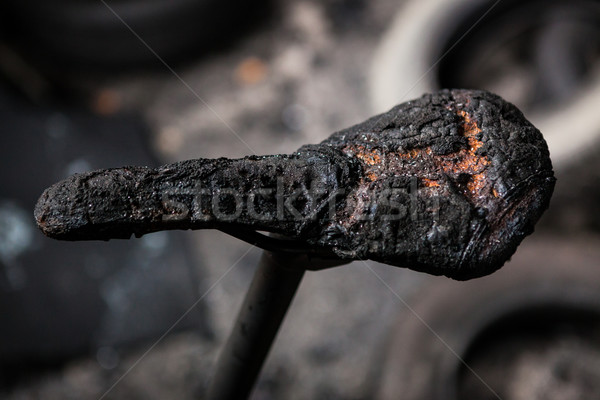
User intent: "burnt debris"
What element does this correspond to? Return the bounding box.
[35,89,555,280]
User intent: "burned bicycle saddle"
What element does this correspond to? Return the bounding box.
[35,89,555,280]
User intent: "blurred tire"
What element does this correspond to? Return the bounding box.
[376,237,600,400]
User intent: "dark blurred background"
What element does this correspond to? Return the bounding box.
[0,0,599,399]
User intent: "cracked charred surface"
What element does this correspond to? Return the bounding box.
[329,90,555,279]
[35,89,555,280]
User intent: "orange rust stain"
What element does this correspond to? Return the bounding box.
[407,149,419,158]
[348,145,383,181]
[448,152,488,174]
[345,110,493,199]
[440,110,491,198]
[421,178,440,187]
[367,173,378,181]
[457,109,484,150]
[397,147,431,159]
[352,145,382,166]
[467,173,487,195]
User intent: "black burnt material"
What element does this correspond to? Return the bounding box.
[35,89,555,280]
